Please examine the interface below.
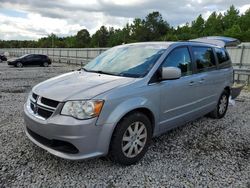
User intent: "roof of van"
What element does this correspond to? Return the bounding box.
[119,41,221,49]
[119,36,240,48]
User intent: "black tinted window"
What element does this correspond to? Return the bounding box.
[39,55,46,59]
[192,47,216,72]
[25,55,33,59]
[215,48,229,64]
[162,47,192,76]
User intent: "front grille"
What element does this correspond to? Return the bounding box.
[31,103,35,111]
[27,128,79,154]
[37,108,53,119]
[32,93,38,100]
[41,97,59,108]
[30,93,59,119]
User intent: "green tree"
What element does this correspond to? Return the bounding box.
[91,26,109,47]
[223,5,240,30]
[64,36,77,48]
[204,12,223,35]
[239,8,250,32]
[224,24,243,40]
[144,11,170,40]
[176,23,193,40]
[191,14,205,37]
[75,29,90,48]
[130,18,147,41]
[37,34,56,48]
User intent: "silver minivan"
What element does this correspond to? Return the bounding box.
[24,37,238,165]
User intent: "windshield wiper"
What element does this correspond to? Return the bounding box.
[82,68,117,76]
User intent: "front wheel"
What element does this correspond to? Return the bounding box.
[109,112,152,165]
[209,90,229,119]
[16,62,23,68]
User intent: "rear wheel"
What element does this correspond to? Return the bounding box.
[43,62,49,67]
[109,112,152,165]
[209,90,229,119]
[16,62,23,68]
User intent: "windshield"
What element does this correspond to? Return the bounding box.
[83,45,166,78]
[19,54,29,58]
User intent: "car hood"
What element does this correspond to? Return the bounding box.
[33,71,136,102]
[7,57,18,62]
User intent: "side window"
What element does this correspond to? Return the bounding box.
[39,55,45,59]
[162,47,192,76]
[31,55,36,58]
[33,55,41,60]
[215,48,230,64]
[26,55,32,59]
[192,47,216,72]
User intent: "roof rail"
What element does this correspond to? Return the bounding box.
[189,36,240,47]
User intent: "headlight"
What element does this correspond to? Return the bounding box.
[61,100,104,120]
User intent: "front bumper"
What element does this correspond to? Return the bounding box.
[8,61,15,65]
[24,103,114,160]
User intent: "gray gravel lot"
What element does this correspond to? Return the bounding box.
[0,62,250,187]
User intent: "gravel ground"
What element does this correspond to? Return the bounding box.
[0,62,250,187]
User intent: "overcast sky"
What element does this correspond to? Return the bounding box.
[0,0,250,40]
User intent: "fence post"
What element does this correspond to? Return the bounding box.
[76,50,77,66]
[59,49,61,63]
[239,45,245,68]
[86,48,89,65]
[52,48,55,62]
[67,49,70,64]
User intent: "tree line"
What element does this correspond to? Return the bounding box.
[1,5,250,48]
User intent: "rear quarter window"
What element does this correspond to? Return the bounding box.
[215,48,230,65]
[192,46,216,73]
[39,55,46,59]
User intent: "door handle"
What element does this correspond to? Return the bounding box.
[189,81,194,86]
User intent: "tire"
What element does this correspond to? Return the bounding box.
[16,62,23,68]
[109,112,152,165]
[209,90,229,119]
[43,62,49,67]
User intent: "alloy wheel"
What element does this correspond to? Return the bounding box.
[43,62,49,67]
[16,62,23,68]
[219,95,227,115]
[122,121,147,158]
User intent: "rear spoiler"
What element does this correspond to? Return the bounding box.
[189,36,241,47]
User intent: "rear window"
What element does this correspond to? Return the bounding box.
[192,47,216,72]
[215,48,230,64]
[37,55,46,59]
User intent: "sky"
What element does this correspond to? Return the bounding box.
[0,0,250,40]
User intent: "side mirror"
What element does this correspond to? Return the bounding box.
[161,67,181,80]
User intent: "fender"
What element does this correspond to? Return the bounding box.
[96,97,160,136]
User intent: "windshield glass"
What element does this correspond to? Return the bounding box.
[19,54,29,58]
[84,45,166,78]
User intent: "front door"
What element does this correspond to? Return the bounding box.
[159,46,200,131]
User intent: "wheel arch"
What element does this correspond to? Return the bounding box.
[224,86,231,96]
[117,107,155,134]
[107,107,156,154]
